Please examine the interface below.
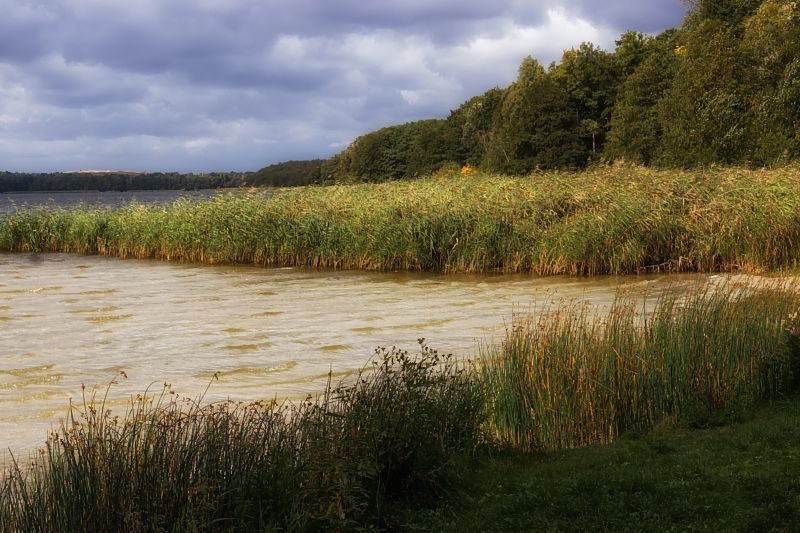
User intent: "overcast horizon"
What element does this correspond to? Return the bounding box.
[0,1,687,173]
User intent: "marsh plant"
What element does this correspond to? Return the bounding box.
[786,310,800,389]
[2,284,799,530]
[0,342,484,532]
[2,166,800,275]
[481,282,800,451]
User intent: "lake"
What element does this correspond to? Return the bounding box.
[0,189,252,215]
[0,253,730,457]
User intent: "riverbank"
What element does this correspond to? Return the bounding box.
[396,396,800,531]
[2,283,798,530]
[2,165,800,275]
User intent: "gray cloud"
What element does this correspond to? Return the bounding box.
[0,0,687,172]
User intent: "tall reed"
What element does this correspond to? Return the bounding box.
[1,165,800,275]
[481,281,800,452]
[0,343,484,531]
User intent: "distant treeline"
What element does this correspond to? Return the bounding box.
[0,162,327,192]
[320,0,800,181]
[0,172,248,193]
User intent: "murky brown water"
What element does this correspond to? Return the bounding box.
[0,253,717,457]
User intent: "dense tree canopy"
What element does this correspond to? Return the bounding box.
[321,0,800,182]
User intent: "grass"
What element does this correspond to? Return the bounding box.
[396,397,800,532]
[1,283,798,530]
[481,280,800,452]
[0,344,485,532]
[2,165,800,275]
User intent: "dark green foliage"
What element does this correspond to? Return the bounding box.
[552,43,621,158]
[247,159,325,187]
[445,87,506,166]
[319,0,800,180]
[605,36,679,164]
[486,57,585,173]
[687,0,765,26]
[657,21,749,166]
[0,171,246,192]
[324,119,458,182]
[0,343,485,531]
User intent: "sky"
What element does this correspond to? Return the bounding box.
[0,1,688,173]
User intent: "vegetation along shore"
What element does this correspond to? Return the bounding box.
[2,165,800,276]
[1,282,799,530]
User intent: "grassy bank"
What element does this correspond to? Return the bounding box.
[2,283,799,530]
[398,397,800,531]
[2,165,800,274]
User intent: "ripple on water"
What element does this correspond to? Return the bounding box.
[319,344,352,352]
[0,365,62,390]
[387,318,453,330]
[223,343,272,352]
[222,327,248,334]
[66,306,123,315]
[254,310,283,317]
[79,289,119,295]
[84,314,132,324]
[351,326,382,334]
[197,361,299,381]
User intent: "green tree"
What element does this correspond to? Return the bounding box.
[486,57,584,173]
[551,43,621,158]
[605,34,680,164]
[739,0,800,163]
[657,20,749,166]
[685,0,764,26]
[445,87,505,166]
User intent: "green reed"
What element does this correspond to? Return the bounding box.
[482,282,800,452]
[1,165,800,274]
[0,343,484,532]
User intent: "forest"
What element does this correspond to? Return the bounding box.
[321,0,800,181]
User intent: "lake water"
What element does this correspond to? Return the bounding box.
[0,253,728,458]
[0,189,246,215]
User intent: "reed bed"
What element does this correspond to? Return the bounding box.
[2,165,800,275]
[1,284,799,529]
[0,344,484,532]
[482,281,800,452]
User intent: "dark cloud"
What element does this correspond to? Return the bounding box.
[0,0,688,172]
[563,0,687,33]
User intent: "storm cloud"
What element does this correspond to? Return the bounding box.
[0,0,687,172]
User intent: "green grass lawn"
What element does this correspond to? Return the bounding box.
[396,397,800,532]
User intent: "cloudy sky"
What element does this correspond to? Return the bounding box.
[0,1,687,172]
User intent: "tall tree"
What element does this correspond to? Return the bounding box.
[486,57,584,173]
[551,43,621,158]
[605,34,680,164]
[446,87,505,167]
[657,20,749,166]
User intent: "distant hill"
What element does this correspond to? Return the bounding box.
[246,160,325,187]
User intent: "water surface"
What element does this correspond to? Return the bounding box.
[0,189,249,215]
[0,253,718,456]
